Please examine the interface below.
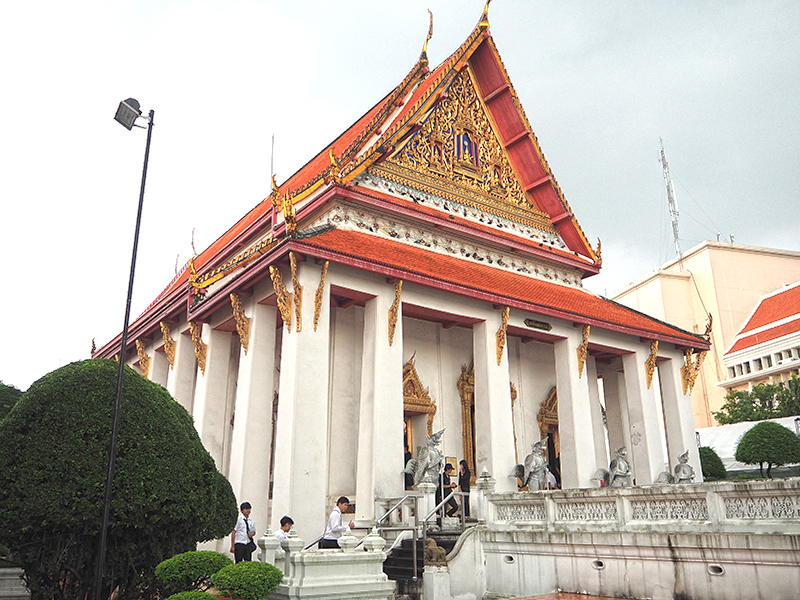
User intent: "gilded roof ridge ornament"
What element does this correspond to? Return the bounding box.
[479,0,493,31]
[420,9,434,64]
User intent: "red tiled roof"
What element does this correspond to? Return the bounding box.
[740,283,800,333]
[727,319,800,355]
[302,228,706,346]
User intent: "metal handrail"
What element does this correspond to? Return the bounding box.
[422,489,467,559]
[302,533,324,551]
[376,493,420,527]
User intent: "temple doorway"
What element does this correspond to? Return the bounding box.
[538,387,560,486]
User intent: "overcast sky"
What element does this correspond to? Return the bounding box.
[2,1,798,391]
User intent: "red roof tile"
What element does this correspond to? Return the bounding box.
[301,228,706,346]
[727,319,800,354]
[740,283,800,333]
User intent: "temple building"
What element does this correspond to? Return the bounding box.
[95,7,710,545]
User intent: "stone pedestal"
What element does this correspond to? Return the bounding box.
[258,529,280,565]
[473,469,496,523]
[423,565,452,600]
[415,482,437,523]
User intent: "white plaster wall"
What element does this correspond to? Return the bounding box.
[402,317,472,464]
[328,305,363,500]
[509,338,556,459]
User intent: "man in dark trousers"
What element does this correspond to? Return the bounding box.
[230,501,256,563]
[438,464,459,517]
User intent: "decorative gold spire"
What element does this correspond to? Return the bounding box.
[91,338,96,356]
[421,9,434,60]
[495,306,509,365]
[230,293,250,354]
[479,0,493,30]
[160,321,176,369]
[645,340,659,389]
[271,174,279,202]
[282,193,297,238]
[388,280,403,346]
[595,238,602,266]
[577,325,590,378]
[314,260,329,332]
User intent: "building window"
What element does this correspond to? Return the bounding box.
[728,367,736,379]
[744,362,752,374]
[735,364,743,376]
[765,356,773,368]
[754,358,763,371]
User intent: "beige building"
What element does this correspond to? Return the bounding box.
[612,241,800,427]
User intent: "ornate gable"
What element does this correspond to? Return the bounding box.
[374,68,559,237]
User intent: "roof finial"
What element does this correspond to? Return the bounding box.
[479,0,493,30]
[421,9,434,59]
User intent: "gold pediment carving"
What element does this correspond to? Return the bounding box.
[381,68,554,232]
[403,353,436,435]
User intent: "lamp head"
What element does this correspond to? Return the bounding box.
[114,98,142,130]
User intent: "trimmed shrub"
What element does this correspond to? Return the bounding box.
[735,420,800,478]
[156,551,232,594]
[211,561,283,600]
[699,446,727,480]
[0,360,238,600]
[165,592,216,600]
[0,381,23,421]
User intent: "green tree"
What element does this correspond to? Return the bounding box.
[735,421,800,478]
[698,446,727,480]
[0,359,238,600]
[0,381,23,421]
[776,376,800,418]
[713,383,782,424]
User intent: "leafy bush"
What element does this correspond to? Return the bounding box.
[165,592,216,600]
[156,551,232,594]
[211,561,283,600]
[0,381,23,421]
[0,359,238,600]
[735,421,800,478]
[699,446,727,480]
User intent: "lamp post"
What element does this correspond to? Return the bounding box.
[92,98,154,600]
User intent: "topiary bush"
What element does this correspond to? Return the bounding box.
[0,359,238,600]
[699,446,727,480]
[211,561,283,600]
[165,592,216,600]
[0,381,23,421]
[735,420,800,478]
[156,551,232,594]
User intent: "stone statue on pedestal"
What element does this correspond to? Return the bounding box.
[592,446,632,488]
[656,450,696,484]
[404,428,445,485]
[511,436,548,490]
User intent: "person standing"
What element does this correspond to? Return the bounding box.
[458,459,471,518]
[440,464,458,517]
[319,496,354,549]
[230,502,256,563]
[274,515,294,542]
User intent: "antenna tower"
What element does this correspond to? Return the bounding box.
[659,138,681,259]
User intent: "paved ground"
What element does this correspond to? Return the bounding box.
[514,594,624,600]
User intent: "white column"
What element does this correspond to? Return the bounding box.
[553,334,600,489]
[192,324,233,469]
[472,314,517,493]
[355,291,405,521]
[229,301,278,510]
[150,349,169,387]
[586,357,609,468]
[600,366,626,460]
[167,329,196,413]
[622,350,666,484]
[271,261,331,543]
[658,356,703,481]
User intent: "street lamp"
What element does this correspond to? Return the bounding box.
[93,99,154,600]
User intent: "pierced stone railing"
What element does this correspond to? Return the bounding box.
[488,478,800,533]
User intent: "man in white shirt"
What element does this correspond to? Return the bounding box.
[319,496,354,549]
[274,515,294,542]
[230,501,256,563]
